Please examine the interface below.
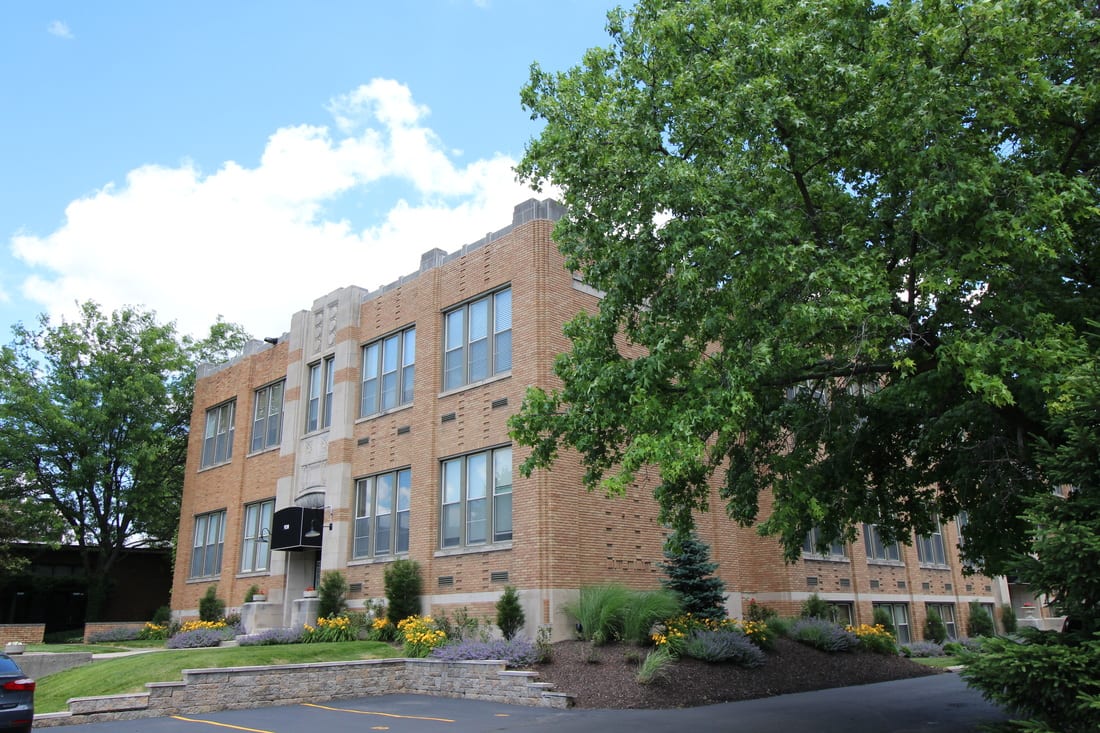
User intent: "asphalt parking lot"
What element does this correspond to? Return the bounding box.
[50,672,1008,733]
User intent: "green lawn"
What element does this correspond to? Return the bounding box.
[34,641,402,713]
[910,655,964,668]
[27,640,165,654]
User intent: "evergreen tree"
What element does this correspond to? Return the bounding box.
[496,585,525,640]
[658,532,726,621]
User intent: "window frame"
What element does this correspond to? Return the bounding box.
[916,517,949,567]
[361,327,415,417]
[439,445,513,550]
[306,356,335,432]
[201,401,236,469]
[873,602,911,644]
[863,524,902,563]
[803,527,848,561]
[250,381,284,454]
[442,287,512,392]
[926,602,958,640]
[353,468,411,560]
[239,499,274,573]
[190,509,226,579]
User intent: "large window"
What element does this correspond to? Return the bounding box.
[926,602,958,640]
[250,382,284,453]
[440,446,513,548]
[240,499,274,573]
[803,527,847,559]
[443,288,511,391]
[827,602,854,626]
[353,469,411,558]
[917,518,948,567]
[201,401,236,468]
[306,356,335,432]
[190,509,225,578]
[361,328,415,417]
[874,602,911,644]
[863,524,902,562]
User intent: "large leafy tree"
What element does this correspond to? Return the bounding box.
[0,302,249,618]
[510,0,1098,574]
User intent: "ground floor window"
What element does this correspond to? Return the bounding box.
[190,509,225,579]
[240,499,274,573]
[873,602,911,644]
[827,601,854,626]
[441,445,512,548]
[926,602,958,640]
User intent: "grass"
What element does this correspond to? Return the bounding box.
[27,641,165,654]
[34,641,402,713]
[910,655,963,668]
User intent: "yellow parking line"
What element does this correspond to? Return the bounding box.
[170,715,273,733]
[302,702,455,723]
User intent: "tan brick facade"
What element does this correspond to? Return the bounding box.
[170,198,1006,642]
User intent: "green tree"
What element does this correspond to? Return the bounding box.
[496,585,526,640]
[383,558,422,624]
[318,570,349,619]
[658,532,726,621]
[0,302,249,619]
[510,0,1098,577]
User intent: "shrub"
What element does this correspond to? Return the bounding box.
[438,606,487,643]
[765,615,791,639]
[788,617,859,652]
[745,598,777,623]
[924,609,947,643]
[620,589,681,645]
[198,585,225,622]
[384,560,422,624]
[428,638,539,668]
[238,627,305,646]
[872,607,895,636]
[166,627,229,649]
[496,586,525,641]
[244,584,261,604]
[397,615,447,657]
[151,605,172,625]
[302,614,357,643]
[636,647,675,684]
[1000,604,1017,634]
[318,570,349,619]
[654,613,738,656]
[535,625,552,663]
[738,619,773,650]
[368,616,398,642]
[800,593,831,620]
[137,622,168,641]
[962,631,1100,732]
[900,640,945,658]
[658,532,727,621]
[682,629,766,667]
[564,584,633,644]
[847,624,897,655]
[967,602,995,638]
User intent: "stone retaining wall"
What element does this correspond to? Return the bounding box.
[33,657,571,727]
[0,624,45,644]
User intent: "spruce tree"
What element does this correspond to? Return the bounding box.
[659,532,727,621]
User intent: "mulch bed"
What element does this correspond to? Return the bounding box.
[531,637,940,709]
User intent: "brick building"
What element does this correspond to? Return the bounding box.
[170,198,1019,642]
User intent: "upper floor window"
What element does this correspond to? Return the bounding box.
[803,526,847,560]
[361,327,415,417]
[443,288,511,391]
[251,382,284,453]
[917,517,948,567]
[863,524,902,562]
[201,401,236,468]
[240,499,274,573]
[440,445,512,549]
[353,468,411,559]
[306,356,335,432]
[190,509,225,578]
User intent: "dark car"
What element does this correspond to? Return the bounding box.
[0,654,34,733]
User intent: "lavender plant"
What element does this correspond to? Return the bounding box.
[682,629,766,667]
[428,638,540,668]
[788,618,859,653]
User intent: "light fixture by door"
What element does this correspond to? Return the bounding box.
[304,520,321,538]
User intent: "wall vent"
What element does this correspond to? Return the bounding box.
[490,571,509,583]
[806,576,818,587]
[437,576,454,587]
[922,582,931,591]
[869,579,880,589]
[897,580,907,589]
[965,584,973,592]
[349,583,363,593]
[441,412,456,423]
[396,425,411,435]
[491,397,509,409]
[357,437,370,446]
[839,578,851,588]
[944,583,952,591]
[984,585,992,592]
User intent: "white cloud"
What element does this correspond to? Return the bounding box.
[47,21,74,40]
[9,80,544,340]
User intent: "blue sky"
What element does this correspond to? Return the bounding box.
[0,1,619,340]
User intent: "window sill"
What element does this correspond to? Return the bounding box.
[186,576,222,584]
[434,541,513,558]
[356,402,414,424]
[197,460,233,473]
[438,371,511,399]
[246,445,281,459]
[918,563,952,571]
[802,555,850,564]
[236,571,271,579]
[347,554,409,567]
[867,559,905,568]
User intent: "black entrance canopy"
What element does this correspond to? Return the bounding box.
[270,506,324,551]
